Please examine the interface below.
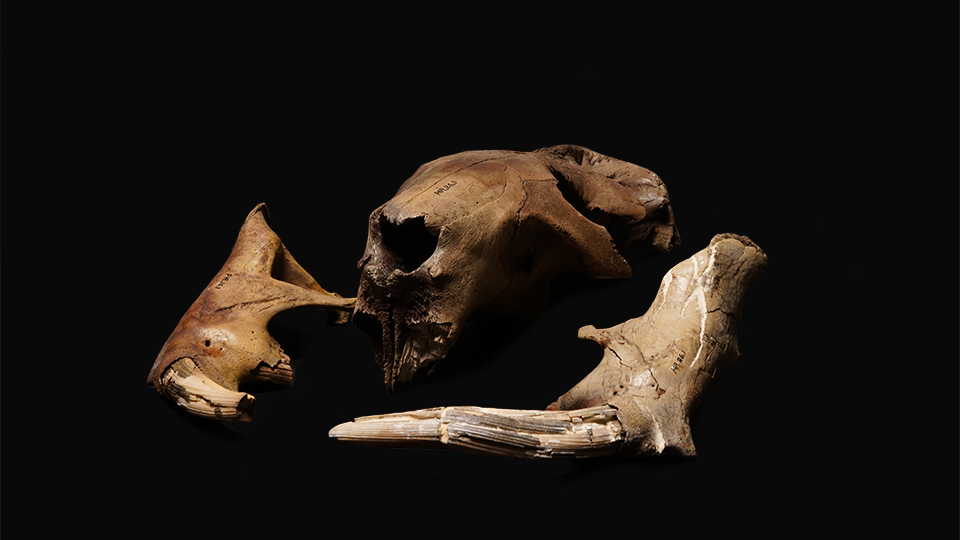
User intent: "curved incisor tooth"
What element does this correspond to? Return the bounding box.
[160,358,256,422]
[328,406,624,458]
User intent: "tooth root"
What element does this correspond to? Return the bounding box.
[160,358,256,422]
[329,406,623,458]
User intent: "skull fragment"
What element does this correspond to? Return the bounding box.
[353,145,680,394]
[147,203,355,421]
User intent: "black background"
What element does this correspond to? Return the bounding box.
[5,6,956,537]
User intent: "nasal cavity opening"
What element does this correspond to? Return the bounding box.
[379,215,438,273]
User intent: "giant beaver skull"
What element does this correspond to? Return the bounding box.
[354,145,680,394]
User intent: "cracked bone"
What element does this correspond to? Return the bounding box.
[330,234,766,458]
[353,144,679,394]
[147,203,355,421]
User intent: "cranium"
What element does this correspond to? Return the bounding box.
[354,144,680,394]
[146,203,355,421]
[330,234,767,458]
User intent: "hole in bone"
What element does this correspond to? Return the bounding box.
[378,214,438,273]
[269,246,299,283]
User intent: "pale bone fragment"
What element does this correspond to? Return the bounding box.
[353,144,680,394]
[329,406,623,458]
[330,234,766,458]
[147,203,355,421]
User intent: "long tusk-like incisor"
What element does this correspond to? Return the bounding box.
[329,406,624,458]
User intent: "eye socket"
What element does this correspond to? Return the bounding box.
[378,215,438,273]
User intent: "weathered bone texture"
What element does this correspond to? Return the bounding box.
[147,203,355,421]
[330,234,766,458]
[354,144,680,394]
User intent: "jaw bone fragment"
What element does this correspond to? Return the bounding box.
[147,203,355,421]
[330,234,766,458]
[354,144,680,394]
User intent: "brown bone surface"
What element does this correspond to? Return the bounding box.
[330,234,767,458]
[354,144,680,394]
[147,203,355,421]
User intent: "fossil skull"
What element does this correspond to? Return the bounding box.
[146,203,355,421]
[353,145,679,394]
[330,234,767,458]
